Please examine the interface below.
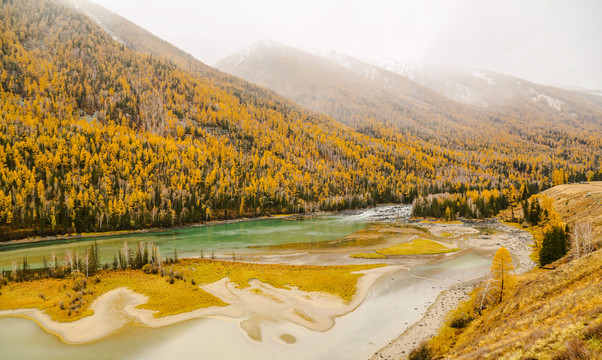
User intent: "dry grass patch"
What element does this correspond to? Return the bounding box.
[177,259,382,303]
[376,238,459,256]
[425,249,602,359]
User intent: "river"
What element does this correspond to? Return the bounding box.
[0,215,369,270]
[0,205,494,359]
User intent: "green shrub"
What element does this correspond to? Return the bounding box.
[409,342,433,360]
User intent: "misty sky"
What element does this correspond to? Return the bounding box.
[91,0,602,90]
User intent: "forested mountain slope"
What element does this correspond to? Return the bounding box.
[64,2,602,187]
[64,0,293,111]
[217,42,601,177]
[0,0,513,240]
[0,0,600,241]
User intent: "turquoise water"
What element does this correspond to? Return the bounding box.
[0,216,368,270]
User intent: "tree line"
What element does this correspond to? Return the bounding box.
[0,240,183,284]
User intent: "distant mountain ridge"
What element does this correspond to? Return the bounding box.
[216,41,497,137]
[216,40,601,191]
[376,61,602,121]
[218,41,601,133]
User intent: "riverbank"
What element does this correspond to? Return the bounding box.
[371,279,478,360]
[371,221,537,359]
[0,265,403,344]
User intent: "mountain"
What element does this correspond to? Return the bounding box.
[0,0,534,240]
[218,42,601,133]
[217,41,601,180]
[377,61,602,125]
[60,3,602,189]
[0,0,600,242]
[217,41,489,134]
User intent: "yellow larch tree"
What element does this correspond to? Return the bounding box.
[491,247,515,303]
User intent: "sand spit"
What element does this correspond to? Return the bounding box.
[0,265,404,344]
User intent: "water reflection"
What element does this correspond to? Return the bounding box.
[0,217,368,270]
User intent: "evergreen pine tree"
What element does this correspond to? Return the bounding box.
[523,199,530,224]
[540,225,568,266]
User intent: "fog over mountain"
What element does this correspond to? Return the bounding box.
[90,0,602,90]
[217,40,602,133]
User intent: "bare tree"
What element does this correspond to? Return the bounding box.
[120,241,132,268]
[572,221,594,259]
[11,260,17,280]
[156,245,163,274]
[50,251,57,272]
[65,250,74,272]
[478,278,496,314]
[75,251,80,272]
[83,250,90,278]
[148,243,156,266]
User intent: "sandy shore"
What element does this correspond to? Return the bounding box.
[0,265,404,344]
[371,221,537,359]
[370,280,477,360]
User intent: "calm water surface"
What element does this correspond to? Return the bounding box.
[0,216,369,270]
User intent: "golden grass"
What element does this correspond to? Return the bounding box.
[543,182,602,243]
[429,288,481,355]
[376,238,459,256]
[177,259,382,303]
[439,232,455,237]
[0,259,382,322]
[349,252,387,259]
[426,249,602,359]
[0,271,227,321]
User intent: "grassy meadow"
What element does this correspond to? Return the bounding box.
[0,260,382,322]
